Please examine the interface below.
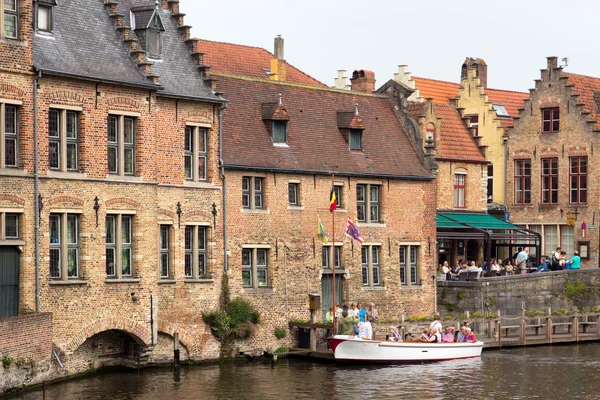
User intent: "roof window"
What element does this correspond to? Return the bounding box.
[35,0,57,34]
[337,103,366,151]
[131,2,165,59]
[492,103,509,117]
[261,94,290,145]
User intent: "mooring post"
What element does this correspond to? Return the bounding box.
[174,332,180,368]
[137,352,140,379]
[43,381,46,399]
[572,315,578,341]
[546,316,552,343]
[596,314,600,337]
[309,309,317,351]
[520,309,526,344]
[496,319,502,348]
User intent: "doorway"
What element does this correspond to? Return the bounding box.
[320,274,343,323]
[0,247,19,318]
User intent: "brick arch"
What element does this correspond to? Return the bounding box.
[0,194,25,206]
[66,317,151,354]
[106,96,142,112]
[48,195,85,207]
[105,197,140,208]
[183,209,212,221]
[0,82,26,100]
[157,321,197,353]
[48,90,84,106]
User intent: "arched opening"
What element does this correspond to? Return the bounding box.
[68,329,148,370]
[148,332,190,364]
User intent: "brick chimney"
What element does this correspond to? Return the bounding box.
[270,35,287,82]
[461,57,487,88]
[350,70,376,93]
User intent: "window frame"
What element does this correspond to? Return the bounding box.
[184,126,208,182]
[569,156,587,205]
[107,114,137,176]
[361,245,381,288]
[49,213,80,280]
[321,245,341,269]
[356,183,381,223]
[242,247,269,288]
[348,129,363,150]
[541,107,559,133]
[159,225,171,279]
[333,185,343,209]
[2,0,19,39]
[400,245,420,286]
[35,2,53,34]
[184,225,209,279]
[3,213,19,239]
[271,120,287,144]
[49,108,79,172]
[453,173,466,209]
[487,164,493,204]
[288,182,299,206]
[541,157,559,205]
[105,214,134,279]
[514,159,532,205]
[242,176,265,210]
[1,102,20,168]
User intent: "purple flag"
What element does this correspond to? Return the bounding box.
[345,217,364,244]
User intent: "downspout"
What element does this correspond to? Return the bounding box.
[218,104,228,271]
[503,139,508,215]
[34,71,41,313]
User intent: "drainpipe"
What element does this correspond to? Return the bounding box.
[503,139,508,215]
[218,104,228,271]
[34,71,41,313]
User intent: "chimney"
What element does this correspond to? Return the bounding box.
[333,70,351,90]
[270,35,287,81]
[461,57,487,88]
[350,70,376,93]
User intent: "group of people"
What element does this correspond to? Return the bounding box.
[417,315,477,343]
[326,302,379,340]
[438,246,581,279]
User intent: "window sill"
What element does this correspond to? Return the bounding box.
[49,279,88,286]
[179,180,221,190]
[184,279,215,284]
[157,279,177,284]
[362,286,386,291]
[321,268,348,275]
[357,222,386,228]
[104,174,143,183]
[288,205,304,211]
[0,38,27,46]
[538,204,559,208]
[241,208,270,214]
[333,209,347,213]
[513,204,533,207]
[241,287,274,294]
[0,240,25,246]
[105,278,141,284]
[0,168,29,177]
[400,285,423,290]
[46,170,87,180]
[273,143,289,148]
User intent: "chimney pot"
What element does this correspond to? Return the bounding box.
[461,57,487,88]
[274,36,284,60]
[350,69,376,93]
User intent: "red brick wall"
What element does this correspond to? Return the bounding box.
[0,313,52,361]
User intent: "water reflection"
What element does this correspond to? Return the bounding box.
[9,344,600,400]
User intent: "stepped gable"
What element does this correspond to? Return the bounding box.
[219,76,431,179]
[33,0,158,89]
[408,102,486,162]
[197,39,327,87]
[563,72,600,129]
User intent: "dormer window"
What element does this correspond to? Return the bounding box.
[131,5,165,60]
[35,0,56,33]
[272,121,287,144]
[349,129,362,150]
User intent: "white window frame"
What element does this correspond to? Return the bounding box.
[453,172,466,209]
[49,212,80,280]
[35,1,53,34]
[49,107,80,172]
[242,247,269,288]
[361,245,381,287]
[348,129,363,150]
[0,100,21,168]
[184,125,208,182]
[357,184,381,223]
[2,0,19,39]
[105,213,134,279]
[184,225,209,279]
[107,112,138,176]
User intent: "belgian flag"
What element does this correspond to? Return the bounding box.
[329,187,337,213]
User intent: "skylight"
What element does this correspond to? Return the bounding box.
[492,104,509,117]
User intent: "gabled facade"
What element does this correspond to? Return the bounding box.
[507,57,599,267]
[1,0,227,375]
[395,60,529,213]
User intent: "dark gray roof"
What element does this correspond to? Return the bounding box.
[33,0,159,89]
[120,0,223,101]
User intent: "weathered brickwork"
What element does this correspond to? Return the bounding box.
[0,313,52,361]
[507,57,599,266]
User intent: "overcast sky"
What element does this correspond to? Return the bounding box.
[186,0,599,92]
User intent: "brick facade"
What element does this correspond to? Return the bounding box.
[0,313,52,361]
[507,57,599,267]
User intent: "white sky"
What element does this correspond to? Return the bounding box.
[186,0,600,92]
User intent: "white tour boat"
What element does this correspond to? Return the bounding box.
[327,335,484,363]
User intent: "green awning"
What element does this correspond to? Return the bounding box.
[437,212,523,231]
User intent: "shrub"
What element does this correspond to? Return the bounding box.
[202,297,260,341]
[2,355,13,369]
[564,280,593,299]
[274,327,287,340]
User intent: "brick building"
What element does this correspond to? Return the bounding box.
[507,57,600,267]
[1,0,228,371]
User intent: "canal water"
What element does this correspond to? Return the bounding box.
[9,344,600,399]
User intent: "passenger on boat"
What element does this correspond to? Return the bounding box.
[338,311,355,335]
[442,327,455,343]
[431,327,441,342]
[429,314,442,333]
[462,327,476,342]
[350,303,359,320]
[419,328,431,342]
[457,326,468,342]
[325,307,334,324]
[388,327,402,342]
[357,317,373,340]
[358,303,367,322]
[368,303,379,321]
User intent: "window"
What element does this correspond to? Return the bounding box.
[108,115,135,175]
[542,108,559,133]
[36,1,54,33]
[514,159,531,205]
[357,184,380,223]
[527,225,542,258]
[544,225,558,258]
[0,212,19,240]
[288,183,299,205]
[1,103,18,168]
[184,226,208,279]
[272,121,287,144]
[49,213,79,279]
[561,225,574,260]
[453,173,466,208]
[541,158,558,204]
[159,225,170,279]
[322,246,341,269]
[333,185,342,208]
[105,215,133,278]
[487,165,493,204]
[184,126,207,181]
[242,176,264,210]
[146,28,162,59]
[492,104,509,117]
[349,129,363,150]
[361,246,380,287]
[400,245,420,286]
[242,248,268,288]
[570,156,587,204]
[468,115,478,136]
[48,109,79,171]
[132,9,165,59]
[3,0,18,38]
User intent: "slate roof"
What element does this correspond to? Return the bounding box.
[33,0,223,102]
[407,102,487,163]
[563,72,600,129]
[33,0,158,89]
[198,39,327,87]
[218,76,432,179]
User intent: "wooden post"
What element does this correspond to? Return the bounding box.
[546,316,552,343]
[596,314,600,337]
[535,317,540,336]
[520,309,526,344]
[173,332,180,368]
[488,319,494,339]
[497,319,502,348]
[572,315,579,341]
[310,310,317,351]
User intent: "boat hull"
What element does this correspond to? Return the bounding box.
[327,335,483,363]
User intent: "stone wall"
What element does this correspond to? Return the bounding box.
[437,270,600,317]
[0,313,52,362]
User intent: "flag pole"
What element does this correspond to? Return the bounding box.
[331,173,336,335]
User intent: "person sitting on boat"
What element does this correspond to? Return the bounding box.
[463,327,476,342]
[457,326,468,342]
[430,327,441,343]
[442,327,455,343]
[338,310,355,336]
[388,327,402,342]
[325,307,334,324]
[419,328,431,342]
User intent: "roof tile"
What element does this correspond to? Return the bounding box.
[563,72,600,129]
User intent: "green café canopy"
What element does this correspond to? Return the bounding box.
[436,212,523,231]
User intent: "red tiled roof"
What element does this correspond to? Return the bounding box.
[412,77,528,118]
[198,39,327,87]
[563,72,600,128]
[407,102,486,162]
[217,76,432,178]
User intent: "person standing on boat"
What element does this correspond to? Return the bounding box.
[429,314,443,334]
[358,303,368,323]
[368,303,379,321]
[338,311,355,335]
[358,317,374,340]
